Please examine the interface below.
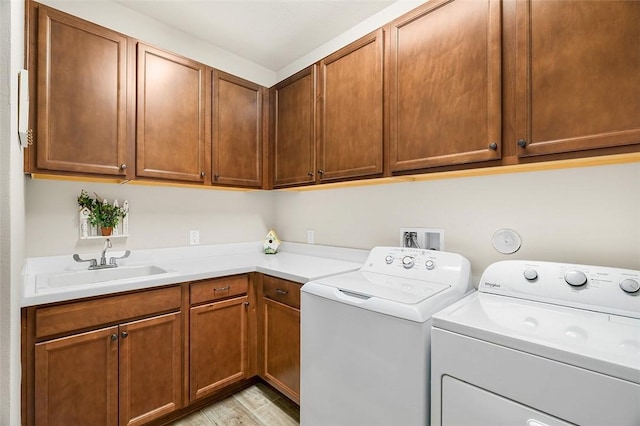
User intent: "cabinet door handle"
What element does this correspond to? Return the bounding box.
[200,171,205,178]
[488,142,498,151]
[317,170,324,175]
[110,334,118,341]
[214,174,220,180]
[275,288,288,295]
[307,172,314,177]
[517,139,527,148]
[121,331,128,339]
[214,286,231,293]
[120,163,127,171]
[244,302,249,307]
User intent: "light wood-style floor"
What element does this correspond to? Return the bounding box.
[169,383,300,426]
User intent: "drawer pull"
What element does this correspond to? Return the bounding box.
[275,288,289,295]
[214,286,231,293]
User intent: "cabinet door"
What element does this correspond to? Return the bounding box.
[317,29,383,181]
[212,71,265,188]
[388,0,502,171]
[119,312,182,426]
[272,66,317,187]
[35,326,119,426]
[515,0,640,157]
[190,295,249,401]
[263,298,300,404]
[35,6,130,177]
[137,43,209,182]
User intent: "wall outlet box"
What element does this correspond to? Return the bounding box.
[400,228,445,251]
[189,230,200,245]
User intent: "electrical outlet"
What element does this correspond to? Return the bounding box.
[307,229,315,244]
[189,230,200,245]
[400,228,445,251]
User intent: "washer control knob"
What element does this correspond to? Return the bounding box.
[384,255,394,264]
[402,256,415,269]
[523,268,538,281]
[620,278,640,294]
[565,270,588,287]
[425,260,435,270]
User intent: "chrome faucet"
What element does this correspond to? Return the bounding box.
[73,238,130,270]
[100,238,112,266]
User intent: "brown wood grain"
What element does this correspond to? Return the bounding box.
[515,0,640,157]
[262,275,301,309]
[317,29,384,181]
[212,71,265,188]
[136,43,209,183]
[35,286,181,339]
[262,298,300,404]
[119,313,183,426]
[272,66,317,187]
[190,275,249,305]
[189,296,249,401]
[388,0,502,171]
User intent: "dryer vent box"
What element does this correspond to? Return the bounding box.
[400,228,444,251]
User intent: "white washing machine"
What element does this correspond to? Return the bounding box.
[431,260,640,426]
[300,246,473,426]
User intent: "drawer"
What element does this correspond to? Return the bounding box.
[190,274,248,305]
[262,275,301,309]
[35,285,181,339]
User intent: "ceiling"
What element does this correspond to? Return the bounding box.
[114,0,398,72]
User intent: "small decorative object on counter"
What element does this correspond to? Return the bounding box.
[263,229,281,254]
[77,190,129,239]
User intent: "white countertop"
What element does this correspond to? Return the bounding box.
[22,241,367,307]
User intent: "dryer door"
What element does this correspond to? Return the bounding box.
[442,376,571,426]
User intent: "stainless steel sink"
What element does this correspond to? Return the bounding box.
[36,265,168,292]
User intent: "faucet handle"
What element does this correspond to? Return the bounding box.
[109,250,131,266]
[73,254,97,268]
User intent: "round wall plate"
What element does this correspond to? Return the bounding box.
[492,228,521,254]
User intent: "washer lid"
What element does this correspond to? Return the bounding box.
[312,270,450,304]
[433,292,640,385]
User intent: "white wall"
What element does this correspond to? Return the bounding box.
[0,0,26,424]
[274,162,640,281]
[25,179,276,257]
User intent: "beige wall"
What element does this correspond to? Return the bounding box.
[274,162,640,281]
[25,179,276,257]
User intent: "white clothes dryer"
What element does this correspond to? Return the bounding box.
[300,246,473,426]
[431,260,640,426]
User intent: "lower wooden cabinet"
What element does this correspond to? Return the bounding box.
[260,276,301,403]
[34,312,182,426]
[190,294,249,401]
[24,273,301,426]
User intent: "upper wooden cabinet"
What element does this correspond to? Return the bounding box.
[212,71,265,188]
[136,43,209,183]
[388,0,502,172]
[317,29,384,182]
[271,66,317,188]
[31,5,133,177]
[514,0,640,157]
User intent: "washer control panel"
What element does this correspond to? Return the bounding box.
[479,260,640,318]
[360,247,470,286]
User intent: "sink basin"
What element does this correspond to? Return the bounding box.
[36,265,168,291]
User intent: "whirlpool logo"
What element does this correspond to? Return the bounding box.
[484,282,501,288]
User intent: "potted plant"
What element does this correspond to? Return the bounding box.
[77,190,127,236]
